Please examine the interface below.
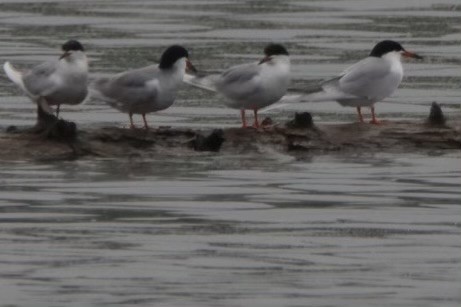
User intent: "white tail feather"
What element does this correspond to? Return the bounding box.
[260,94,304,113]
[3,62,27,92]
[4,62,41,102]
[183,73,218,92]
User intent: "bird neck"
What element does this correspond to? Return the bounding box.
[162,58,186,77]
[60,53,88,76]
[269,55,290,74]
[381,51,404,75]
[382,51,402,65]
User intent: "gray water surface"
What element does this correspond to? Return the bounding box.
[0,1,460,306]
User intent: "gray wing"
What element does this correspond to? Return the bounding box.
[215,63,262,100]
[22,60,60,96]
[299,58,394,103]
[336,57,397,99]
[93,65,159,106]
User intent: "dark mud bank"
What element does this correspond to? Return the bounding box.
[1,104,460,161]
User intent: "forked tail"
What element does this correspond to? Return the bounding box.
[183,73,219,92]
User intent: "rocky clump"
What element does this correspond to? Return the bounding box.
[0,104,460,161]
[427,101,446,127]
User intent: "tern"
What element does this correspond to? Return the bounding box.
[91,45,196,129]
[184,44,290,128]
[302,40,422,124]
[3,40,89,118]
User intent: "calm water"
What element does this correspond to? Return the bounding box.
[0,1,460,306]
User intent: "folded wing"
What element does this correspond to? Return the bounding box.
[92,65,159,108]
[22,61,61,97]
[215,63,262,101]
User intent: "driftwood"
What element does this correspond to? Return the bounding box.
[0,102,460,161]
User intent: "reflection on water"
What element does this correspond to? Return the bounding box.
[0,0,460,306]
[0,153,460,306]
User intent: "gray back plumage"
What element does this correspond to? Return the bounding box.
[22,61,59,96]
[92,65,162,112]
[215,63,262,101]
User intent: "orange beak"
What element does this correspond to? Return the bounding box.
[402,50,423,60]
[186,59,197,74]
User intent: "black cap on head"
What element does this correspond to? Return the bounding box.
[369,40,404,57]
[62,40,84,52]
[264,44,289,56]
[159,45,189,70]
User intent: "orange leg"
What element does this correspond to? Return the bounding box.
[369,106,381,125]
[252,109,260,128]
[356,106,364,123]
[142,113,149,130]
[240,109,247,128]
[129,112,136,129]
